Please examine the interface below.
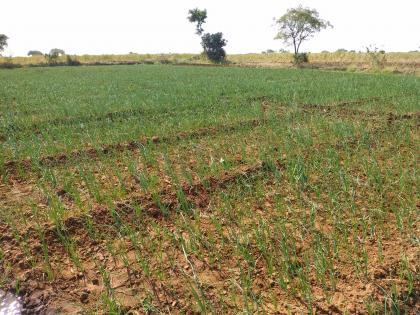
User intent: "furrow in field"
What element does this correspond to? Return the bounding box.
[3,106,148,134]
[0,160,276,314]
[1,128,417,314]
[303,105,420,122]
[2,93,252,134]
[0,160,274,258]
[386,112,420,125]
[258,94,420,122]
[2,118,262,175]
[8,116,412,251]
[1,118,413,219]
[0,95,385,136]
[250,95,384,108]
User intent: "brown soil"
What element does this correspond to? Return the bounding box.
[1,98,418,314]
[1,158,418,314]
[0,162,269,314]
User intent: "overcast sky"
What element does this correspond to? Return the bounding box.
[1,0,419,56]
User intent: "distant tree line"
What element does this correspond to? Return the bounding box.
[5,5,415,69]
[27,48,80,66]
[27,49,65,57]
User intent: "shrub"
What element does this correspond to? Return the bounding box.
[0,61,22,69]
[293,52,309,65]
[45,53,59,65]
[66,55,81,66]
[366,46,386,70]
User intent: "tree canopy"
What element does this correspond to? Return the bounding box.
[275,6,332,55]
[0,34,8,54]
[28,50,43,56]
[49,48,65,56]
[201,33,227,63]
[187,8,207,35]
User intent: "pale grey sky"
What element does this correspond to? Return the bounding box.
[1,0,419,56]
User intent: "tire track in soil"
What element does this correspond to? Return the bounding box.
[2,118,262,176]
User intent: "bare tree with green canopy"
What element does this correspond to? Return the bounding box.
[275,6,332,56]
[0,34,8,55]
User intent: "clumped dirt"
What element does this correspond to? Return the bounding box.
[387,112,420,125]
[302,102,420,125]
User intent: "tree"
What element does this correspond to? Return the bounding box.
[187,8,207,35]
[28,50,43,56]
[45,49,65,64]
[275,6,332,56]
[49,48,65,56]
[201,33,227,62]
[188,8,227,63]
[0,34,8,55]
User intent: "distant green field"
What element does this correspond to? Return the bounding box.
[0,65,419,314]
